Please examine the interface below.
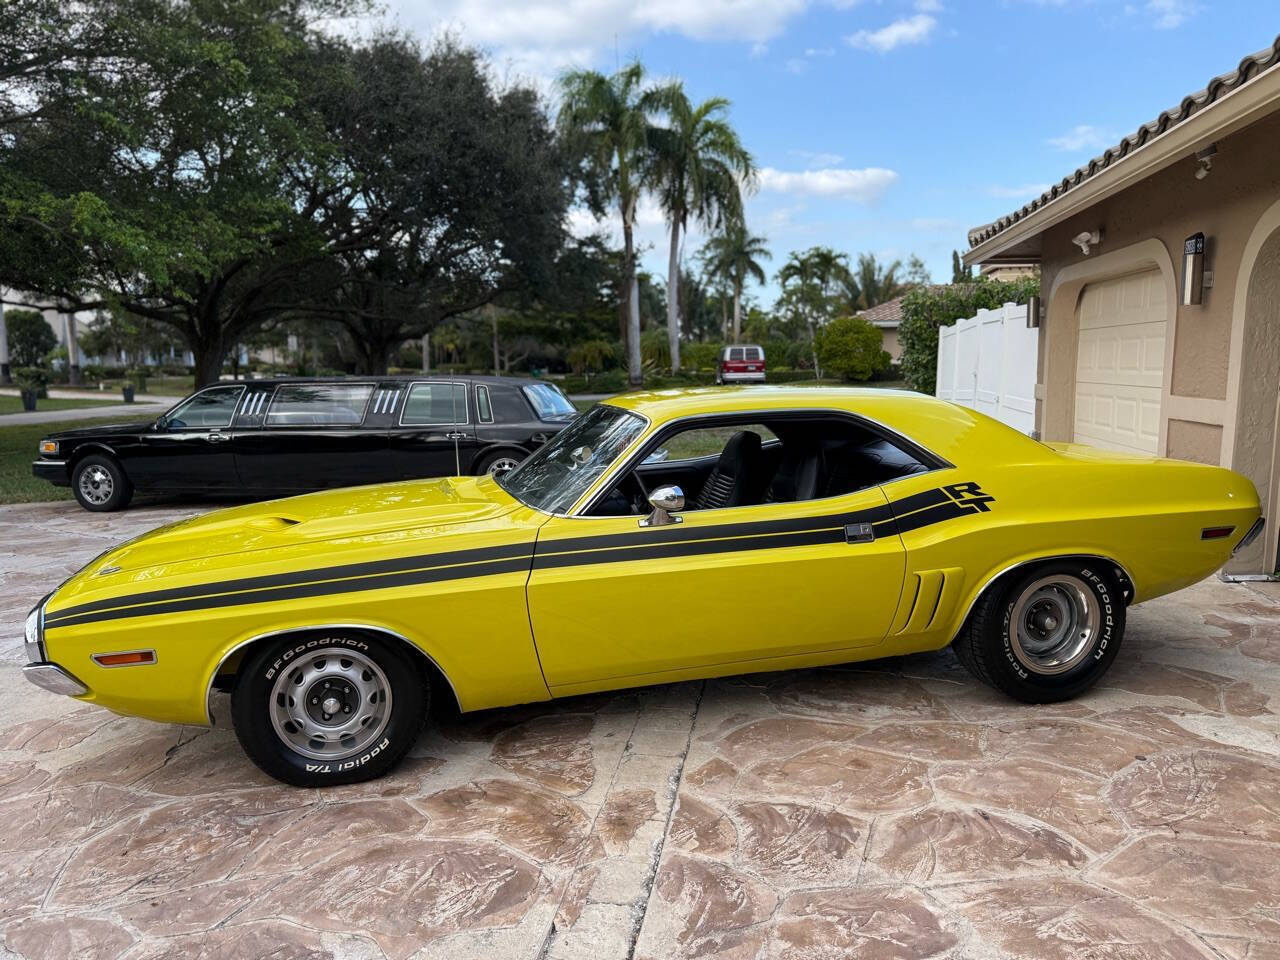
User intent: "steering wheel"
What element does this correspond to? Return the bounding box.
[619,471,649,515]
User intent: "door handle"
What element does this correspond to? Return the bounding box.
[207,432,229,443]
[445,432,469,440]
[844,522,875,543]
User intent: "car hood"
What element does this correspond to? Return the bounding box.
[61,475,536,590]
[47,420,156,440]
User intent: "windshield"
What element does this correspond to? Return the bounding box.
[498,404,647,514]
[523,382,577,420]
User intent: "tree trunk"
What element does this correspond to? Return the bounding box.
[666,222,681,373]
[490,305,500,374]
[622,210,642,386]
[732,281,742,344]
[64,312,82,385]
[807,315,822,380]
[721,297,728,341]
[192,330,226,388]
[0,300,9,383]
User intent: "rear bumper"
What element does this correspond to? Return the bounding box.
[32,459,70,486]
[719,372,766,383]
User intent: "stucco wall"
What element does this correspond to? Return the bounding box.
[1037,110,1280,454]
[1165,419,1223,465]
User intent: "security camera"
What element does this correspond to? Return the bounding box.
[1194,144,1217,180]
[1073,230,1102,256]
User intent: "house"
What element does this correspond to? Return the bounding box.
[859,297,904,363]
[963,35,1280,579]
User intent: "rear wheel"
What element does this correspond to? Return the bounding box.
[71,454,134,512]
[953,561,1124,703]
[231,632,427,786]
[475,449,524,477]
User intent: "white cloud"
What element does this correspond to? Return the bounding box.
[985,183,1051,200]
[846,14,936,52]
[758,166,898,201]
[1141,0,1197,28]
[387,0,816,77]
[1047,124,1112,152]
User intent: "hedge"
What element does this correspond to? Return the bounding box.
[899,275,1040,395]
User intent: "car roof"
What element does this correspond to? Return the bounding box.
[600,385,1048,468]
[212,374,547,389]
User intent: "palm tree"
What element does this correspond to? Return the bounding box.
[703,222,770,344]
[557,62,670,386]
[843,252,906,311]
[651,86,755,373]
[778,246,850,378]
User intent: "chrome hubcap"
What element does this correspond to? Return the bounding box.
[78,466,114,505]
[1008,575,1101,675]
[488,457,520,476]
[269,647,392,761]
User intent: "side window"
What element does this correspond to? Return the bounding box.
[660,423,777,462]
[490,386,531,423]
[401,382,468,425]
[475,385,493,424]
[266,383,374,426]
[166,386,245,428]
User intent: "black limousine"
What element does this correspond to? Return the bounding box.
[34,375,579,511]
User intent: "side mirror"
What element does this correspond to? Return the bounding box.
[640,484,684,527]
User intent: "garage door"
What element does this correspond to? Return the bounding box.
[1073,269,1166,454]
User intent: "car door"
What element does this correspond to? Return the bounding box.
[389,380,482,478]
[526,486,907,692]
[131,385,246,489]
[234,381,385,491]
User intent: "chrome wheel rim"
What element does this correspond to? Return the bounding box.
[78,465,114,505]
[487,456,521,476]
[1008,575,1100,675]
[268,647,393,761]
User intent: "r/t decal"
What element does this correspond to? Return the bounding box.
[943,481,995,513]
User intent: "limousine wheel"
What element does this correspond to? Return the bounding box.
[71,454,134,512]
[477,450,524,476]
[231,632,427,786]
[953,561,1125,703]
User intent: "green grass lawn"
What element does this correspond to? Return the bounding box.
[0,415,150,504]
[0,394,124,415]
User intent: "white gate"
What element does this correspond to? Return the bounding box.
[936,302,1038,435]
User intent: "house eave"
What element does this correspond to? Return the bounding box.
[964,62,1280,268]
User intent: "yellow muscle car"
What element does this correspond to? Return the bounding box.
[22,387,1264,785]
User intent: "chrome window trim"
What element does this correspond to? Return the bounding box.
[566,406,950,519]
[397,380,472,428]
[476,385,494,424]
[263,382,378,428]
[203,623,461,726]
[164,384,247,430]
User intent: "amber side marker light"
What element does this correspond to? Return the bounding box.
[1200,526,1236,541]
[92,650,156,667]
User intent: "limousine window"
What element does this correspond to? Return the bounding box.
[266,383,374,426]
[402,382,468,425]
[475,385,494,424]
[165,385,245,428]
[523,383,576,420]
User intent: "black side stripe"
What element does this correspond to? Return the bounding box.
[44,556,534,630]
[43,540,535,627]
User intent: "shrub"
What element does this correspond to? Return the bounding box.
[814,315,890,382]
[566,339,617,375]
[5,309,57,367]
[899,275,1039,394]
[680,341,723,372]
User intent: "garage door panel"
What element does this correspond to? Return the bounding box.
[1073,269,1165,455]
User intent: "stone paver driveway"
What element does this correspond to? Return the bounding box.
[2,501,1280,960]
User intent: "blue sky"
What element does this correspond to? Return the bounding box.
[382,0,1276,299]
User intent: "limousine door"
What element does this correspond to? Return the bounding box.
[131,385,246,489]
[387,381,483,478]
[233,382,389,491]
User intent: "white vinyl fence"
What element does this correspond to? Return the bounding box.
[936,301,1038,435]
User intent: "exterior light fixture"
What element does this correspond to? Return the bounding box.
[1182,232,1206,305]
[1072,230,1102,256]
[1026,295,1042,329]
[1194,144,1217,180]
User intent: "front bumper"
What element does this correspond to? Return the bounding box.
[23,596,88,697]
[32,459,70,486]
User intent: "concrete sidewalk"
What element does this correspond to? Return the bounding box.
[0,388,168,426]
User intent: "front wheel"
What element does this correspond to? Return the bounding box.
[952,561,1125,703]
[71,454,134,512]
[231,632,427,786]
